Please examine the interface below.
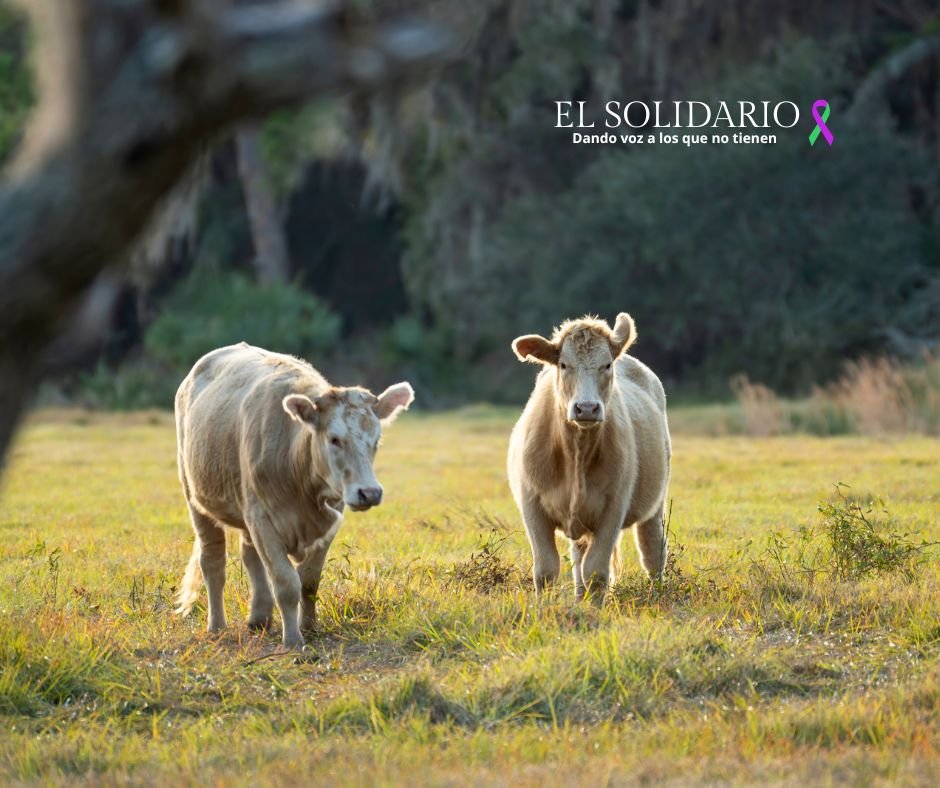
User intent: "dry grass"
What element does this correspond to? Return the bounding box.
[727,353,940,437]
[730,374,786,436]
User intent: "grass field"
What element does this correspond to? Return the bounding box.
[0,407,937,785]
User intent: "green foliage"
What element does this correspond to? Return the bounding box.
[0,2,33,165]
[73,361,179,411]
[758,486,939,583]
[144,268,341,371]
[397,35,938,395]
[376,316,476,403]
[481,43,933,390]
[817,488,939,581]
[259,101,344,200]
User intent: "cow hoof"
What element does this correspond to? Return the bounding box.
[246,615,273,631]
[291,645,319,664]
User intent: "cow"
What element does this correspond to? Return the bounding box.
[507,313,671,601]
[173,343,414,649]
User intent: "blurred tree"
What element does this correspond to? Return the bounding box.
[349,0,940,394]
[236,126,291,284]
[0,0,453,471]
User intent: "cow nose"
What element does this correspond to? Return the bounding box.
[357,487,383,507]
[574,401,601,420]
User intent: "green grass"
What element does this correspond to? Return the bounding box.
[0,407,937,785]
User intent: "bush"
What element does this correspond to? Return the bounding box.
[145,269,341,371]
[71,361,179,411]
[758,486,940,583]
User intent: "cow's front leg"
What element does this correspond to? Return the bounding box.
[520,493,559,593]
[579,511,627,605]
[296,534,335,633]
[248,516,304,649]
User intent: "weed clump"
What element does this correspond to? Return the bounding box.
[446,515,528,594]
[759,485,939,583]
[818,487,938,581]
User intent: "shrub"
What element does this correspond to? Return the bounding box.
[72,361,179,410]
[145,269,341,371]
[757,486,939,583]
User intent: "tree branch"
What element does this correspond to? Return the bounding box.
[849,34,940,120]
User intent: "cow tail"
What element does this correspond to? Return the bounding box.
[174,538,202,616]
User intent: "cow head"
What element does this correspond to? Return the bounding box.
[282,382,414,510]
[512,313,637,428]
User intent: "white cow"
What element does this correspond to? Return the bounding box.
[174,343,413,648]
[508,314,671,600]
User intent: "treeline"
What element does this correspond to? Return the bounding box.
[2,1,938,407]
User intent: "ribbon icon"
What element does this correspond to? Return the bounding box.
[809,100,834,146]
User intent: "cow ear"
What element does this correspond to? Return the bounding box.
[374,382,414,424]
[283,394,318,426]
[512,334,559,365]
[610,312,637,357]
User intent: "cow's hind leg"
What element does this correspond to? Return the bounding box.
[570,539,587,600]
[240,534,273,631]
[579,522,622,605]
[634,504,667,580]
[189,506,228,632]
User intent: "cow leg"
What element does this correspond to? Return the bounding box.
[296,540,332,633]
[240,534,273,631]
[634,504,667,581]
[570,539,586,600]
[520,494,559,593]
[247,518,304,649]
[186,506,228,632]
[579,516,625,605]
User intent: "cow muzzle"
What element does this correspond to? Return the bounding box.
[347,485,383,512]
[568,400,604,425]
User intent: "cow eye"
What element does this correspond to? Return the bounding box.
[604,363,612,370]
[329,436,342,448]
[560,363,567,370]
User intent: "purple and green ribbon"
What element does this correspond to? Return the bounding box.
[809,100,834,146]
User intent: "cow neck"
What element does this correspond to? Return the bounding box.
[289,425,333,503]
[553,400,606,524]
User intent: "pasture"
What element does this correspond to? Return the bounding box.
[0,408,937,785]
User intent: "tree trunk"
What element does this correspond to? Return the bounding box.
[0,0,453,474]
[236,126,291,284]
